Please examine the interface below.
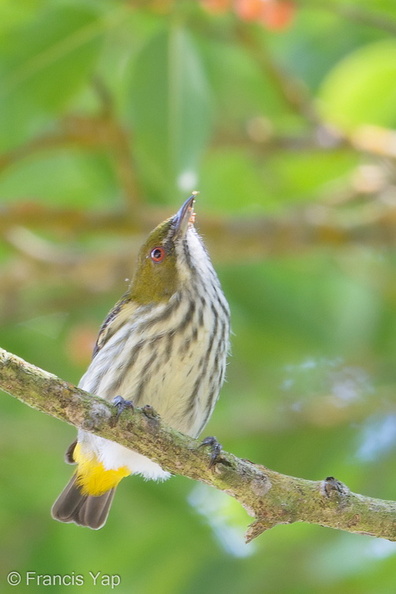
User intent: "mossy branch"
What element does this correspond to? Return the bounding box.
[1,346,395,542]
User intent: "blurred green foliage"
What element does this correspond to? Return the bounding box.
[1,1,396,593]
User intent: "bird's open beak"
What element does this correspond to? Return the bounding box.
[174,194,197,238]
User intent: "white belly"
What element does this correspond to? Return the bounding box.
[76,286,229,480]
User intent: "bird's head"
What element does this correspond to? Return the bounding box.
[129,194,204,305]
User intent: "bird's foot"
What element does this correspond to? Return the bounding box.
[112,395,134,419]
[199,436,223,468]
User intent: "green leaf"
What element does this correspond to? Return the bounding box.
[317,39,396,131]
[0,4,103,150]
[127,26,213,199]
[0,0,47,34]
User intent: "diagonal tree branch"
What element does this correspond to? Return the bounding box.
[1,346,395,542]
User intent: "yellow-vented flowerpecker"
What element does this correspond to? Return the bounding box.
[52,194,230,529]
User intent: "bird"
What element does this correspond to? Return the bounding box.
[51,194,230,529]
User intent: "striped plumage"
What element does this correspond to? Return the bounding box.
[52,195,230,529]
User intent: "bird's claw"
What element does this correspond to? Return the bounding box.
[200,436,222,468]
[112,395,134,419]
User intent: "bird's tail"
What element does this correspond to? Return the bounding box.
[51,474,116,530]
[51,440,130,529]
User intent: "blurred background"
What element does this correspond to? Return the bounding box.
[1,0,396,592]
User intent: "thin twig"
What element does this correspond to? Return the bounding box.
[297,0,396,36]
[235,22,321,126]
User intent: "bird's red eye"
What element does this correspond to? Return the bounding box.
[150,247,166,263]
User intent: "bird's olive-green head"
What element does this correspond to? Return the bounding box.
[128,195,197,305]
